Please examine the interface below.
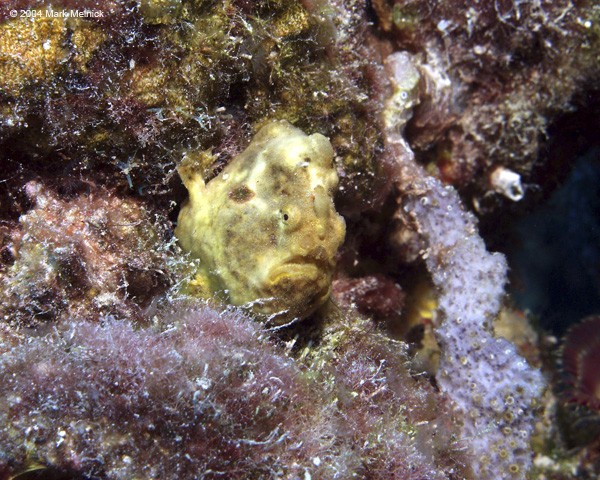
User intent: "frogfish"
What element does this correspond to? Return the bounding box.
[175,120,345,324]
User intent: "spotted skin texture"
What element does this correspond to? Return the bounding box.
[176,121,345,324]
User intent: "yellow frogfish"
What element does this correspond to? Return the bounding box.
[175,120,346,324]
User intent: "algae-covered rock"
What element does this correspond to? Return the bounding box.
[176,121,345,324]
[137,0,183,24]
[0,12,67,96]
[0,182,174,327]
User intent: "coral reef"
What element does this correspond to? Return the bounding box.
[0,0,388,213]
[176,121,345,324]
[0,0,597,209]
[0,181,173,326]
[0,301,472,480]
[1,0,600,478]
[372,0,600,207]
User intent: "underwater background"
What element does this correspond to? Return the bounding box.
[1,0,600,479]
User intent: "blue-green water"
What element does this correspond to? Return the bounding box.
[509,149,600,334]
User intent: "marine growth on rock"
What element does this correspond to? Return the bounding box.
[0,301,471,480]
[1,0,599,478]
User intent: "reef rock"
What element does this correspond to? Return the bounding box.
[0,181,173,327]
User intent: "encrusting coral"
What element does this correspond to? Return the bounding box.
[0,301,472,480]
[0,11,67,96]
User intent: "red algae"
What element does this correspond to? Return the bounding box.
[332,274,405,323]
[0,301,472,480]
[0,181,173,326]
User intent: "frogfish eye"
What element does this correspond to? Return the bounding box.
[280,205,301,230]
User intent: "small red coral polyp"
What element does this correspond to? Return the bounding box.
[562,315,600,410]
